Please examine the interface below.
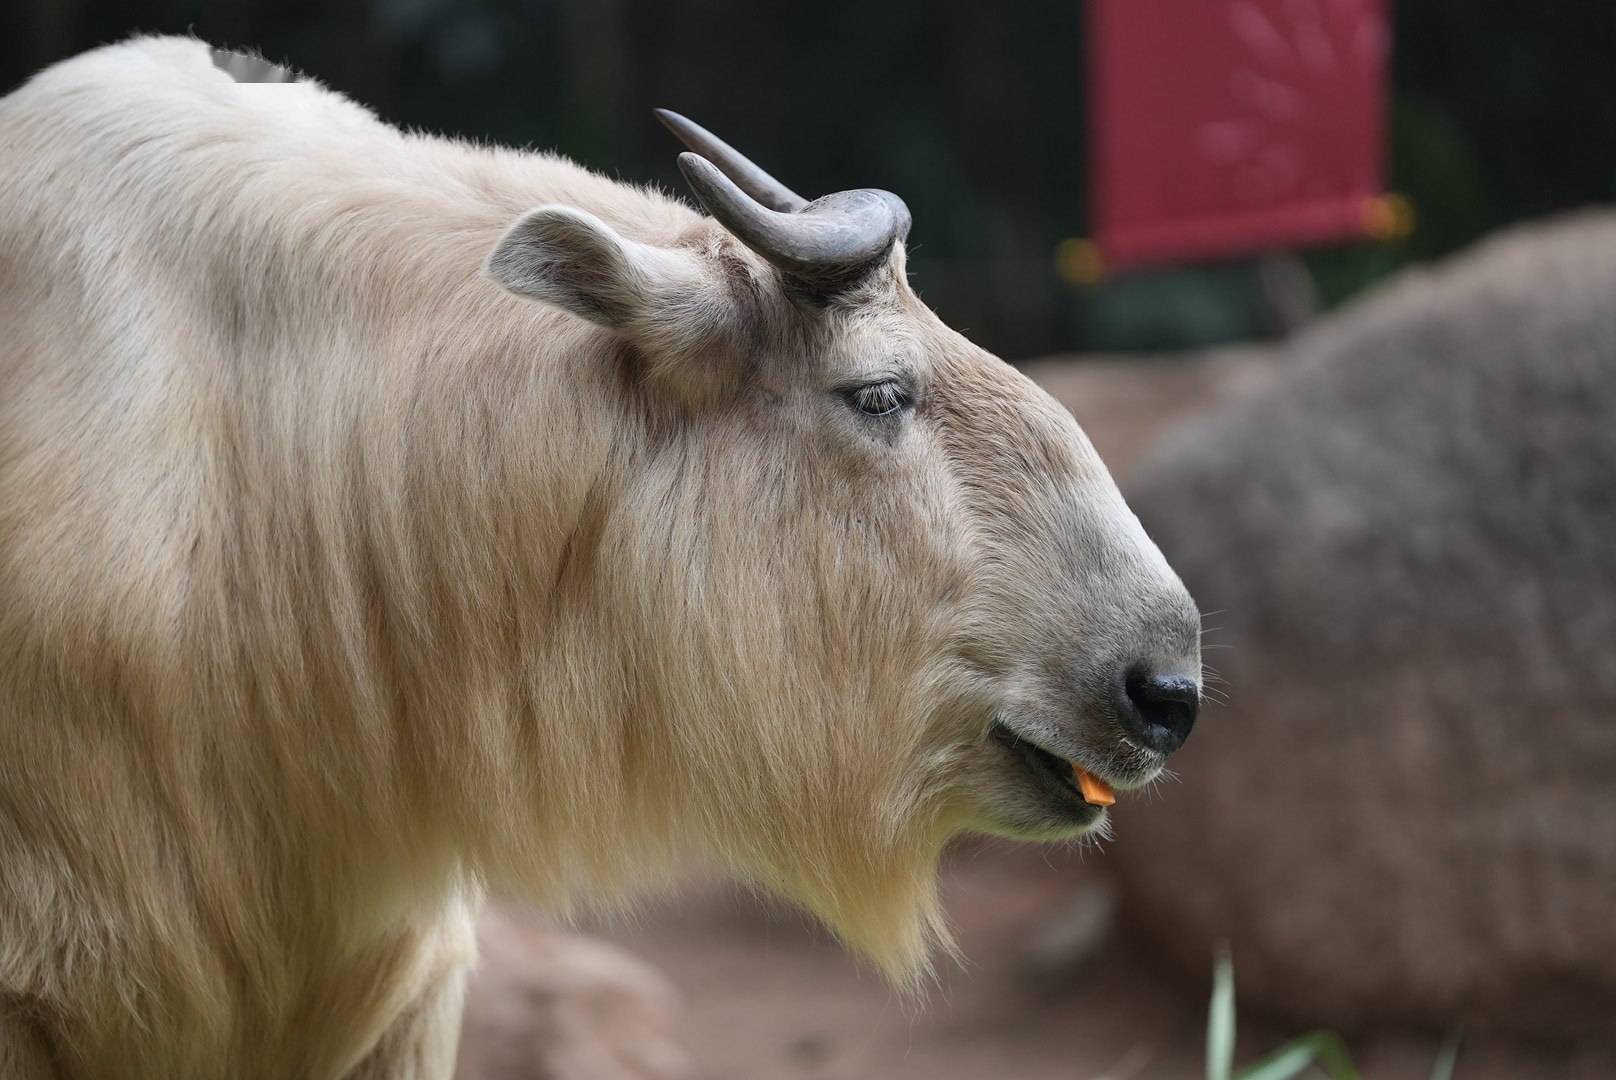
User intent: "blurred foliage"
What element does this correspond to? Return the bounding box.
[5,0,1613,358]
[1206,949,1462,1080]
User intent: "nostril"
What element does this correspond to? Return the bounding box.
[1120,668,1200,754]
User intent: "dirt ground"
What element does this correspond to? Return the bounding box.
[580,841,1612,1080]
[586,844,1211,1080]
[592,846,1203,1080]
[552,355,1614,1080]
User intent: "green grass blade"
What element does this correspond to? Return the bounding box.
[1207,944,1236,1080]
[1232,1039,1318,1080]
[1234,1031,1360,1080]
[1428,1029,1462,1080]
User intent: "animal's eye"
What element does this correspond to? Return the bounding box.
[846,380,911,418]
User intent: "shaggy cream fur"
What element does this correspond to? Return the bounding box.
[0,37,1197,1079]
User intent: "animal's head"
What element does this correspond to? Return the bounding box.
[484,113,1200,982]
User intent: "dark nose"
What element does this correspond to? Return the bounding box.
[1118,667,1200,754]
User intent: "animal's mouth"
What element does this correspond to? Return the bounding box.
[989,720,1119,810]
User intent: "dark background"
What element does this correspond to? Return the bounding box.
[7,0,1615,358]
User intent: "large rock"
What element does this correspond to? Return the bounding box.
[1111,213,1616,1040]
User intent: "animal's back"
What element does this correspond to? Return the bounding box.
[0,36,395,645]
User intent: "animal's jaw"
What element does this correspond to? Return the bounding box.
[952,717,1167,841]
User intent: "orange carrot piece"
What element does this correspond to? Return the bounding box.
[1074,766,1116,806]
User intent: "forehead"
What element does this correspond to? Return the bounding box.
[922,322,1096,481]
[816,298,929,374]
[795,258,958,372]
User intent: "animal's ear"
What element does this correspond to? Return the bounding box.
[485,206,704,331]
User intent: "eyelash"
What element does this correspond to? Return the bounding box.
[846,380,912,418]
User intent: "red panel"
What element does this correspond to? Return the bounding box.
[1088,0,1390,270]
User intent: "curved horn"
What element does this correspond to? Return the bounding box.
[654,108,808,213]
[675,152,911,289]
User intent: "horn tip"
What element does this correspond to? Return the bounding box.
[653,107,690,134]
[674,152,719,195]
[674,150,712,177]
